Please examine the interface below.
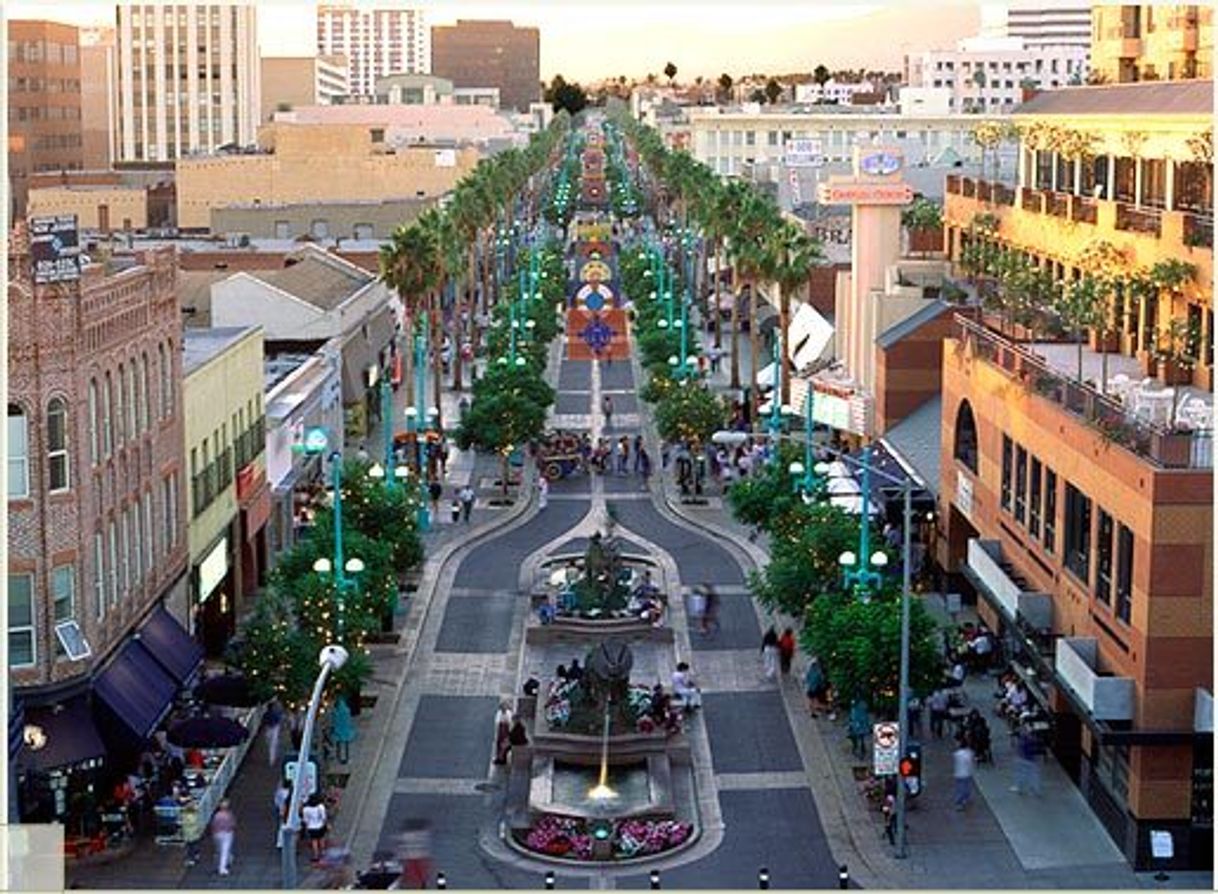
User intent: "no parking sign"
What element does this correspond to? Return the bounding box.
[873,722,900,776]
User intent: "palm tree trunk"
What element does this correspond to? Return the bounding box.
[480,228,491,318]
[749,283,760,422]
[713,238,723,350]
[779,289,791,407]
[730,265,741,389]
[432,291,444,427]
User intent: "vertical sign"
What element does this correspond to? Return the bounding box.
[30,215,81,284]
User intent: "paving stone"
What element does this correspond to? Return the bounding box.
[398,696,498,779]
[555,392,591,415]
[434,593,517,653]
[557,363,592,391]
[600,363,636,391]
[702,691,804,774]
[685,594,762,651]
[453,500,589,589]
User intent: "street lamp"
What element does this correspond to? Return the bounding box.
[403,406,430,532]
[280,644,349,890]
[837,447,886,600]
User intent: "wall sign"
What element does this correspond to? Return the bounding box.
[860,151,903,177]
[197,537,229,604]
[30,215,81,284]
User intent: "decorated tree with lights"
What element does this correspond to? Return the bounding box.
[337,458,425,574]
[654,384,727,445]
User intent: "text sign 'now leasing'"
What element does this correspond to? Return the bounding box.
[873,721,900,775]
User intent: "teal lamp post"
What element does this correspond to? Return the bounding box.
[786,387,828,497]
[408,319,431,532]
[838,446,888,600]
[766,331,786,452]
[370,376,409,492]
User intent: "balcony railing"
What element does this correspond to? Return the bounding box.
[956,315,1211,470]
[1115,202,1163,237]
[1020,187,1044,213]
[1184,212,1214,249]
[1070,196,1098,225]
[1046,192,1069,218]
[966,539,1053,630]
[1055,637,1135,721]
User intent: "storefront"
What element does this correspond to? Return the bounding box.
[236,464,271,600]
[15,695,107,831]
[192,534,234,658]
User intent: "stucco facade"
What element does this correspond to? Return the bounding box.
[26,185,148,232]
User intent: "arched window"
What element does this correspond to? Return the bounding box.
[124,360,136,438]
[7,404,29,499]
[114,363,125,447]
[165,339,175,417]
[954,399,979,474]
[47,397,69,492]
[158,344,169,420]
[139,353,150,433]
[88,379,100,465]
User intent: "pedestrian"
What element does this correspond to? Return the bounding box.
[509,717,529,748]
[632,435,644,473]
[493,701,513,765]
[804,656,827,718]
[907,695,924,740]
[459,484,475,523]
[397,818,432,890]
[701,584,719,633]
[928,688,949,739]
[428,479,443,516]
[671,662,703,711]
[274,782,291,848]
[301,793,329,862]
[761,626,780,680]
[537,475,549,510]
[602,394,614,430]
[688,586,707,633]
[450,497,461,524]
[952,736,976,810]
[882,792,897,845]
[1011,727,1043,795]
[777,627,796,676]
[211,799,236,876]
[356,443,370,463]
[608,438,620,475]
[848,699,871,760]
[618,435,630,474]
[265,699,283,767]
[639,448,653,485]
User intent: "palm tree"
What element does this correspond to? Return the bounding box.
[769,223,824,406]
[380,221,440,418]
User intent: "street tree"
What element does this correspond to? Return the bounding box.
[654,384,727,445]
[717,72,734,102]
[664,61,678,84]
[455,390,547,500]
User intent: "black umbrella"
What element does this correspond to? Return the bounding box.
[167,715,249,749]
[195,673,259,708]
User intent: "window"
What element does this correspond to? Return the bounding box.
[121,508,131,597]
[52,565,76,657]
[953,400,979,473]
[115,364,125,446]
[132,358,144,435]
[1096,509,1114,605]
[1029,459,1042,537]
[8,405,29,499]
[1014,445,1028,525]
[1094,743,1130,804]
[94,532,105,620]
[1044,468,1057,553]
[141,354,152,431]
[132,498,143,585]
[47,397,69,492]
[1115,525,1133,623]
[108,520,118,605]
[103,372,114,455]
[1064,483,1092,583]
[143,494,154,575]
[8,574,35,668]
[89,380,100,464]
[1000,435,1013,512]
[158,344,169,420]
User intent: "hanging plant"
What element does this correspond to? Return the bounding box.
[1187,130,1213,164]
[1147,259,1197,293]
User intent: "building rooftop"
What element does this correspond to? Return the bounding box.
[880,395,943,497]
[254,248,374,310]
[265,351,318,394]
[183,326,260,376]
[1015,80,1215,116]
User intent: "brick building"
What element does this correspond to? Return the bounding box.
[8,20,85,220]
[8,225,192,818]
[430,20,540,113]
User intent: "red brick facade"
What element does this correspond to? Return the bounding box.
[7,225,188,698]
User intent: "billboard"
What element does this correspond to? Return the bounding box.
[30,215,81,284]
[784,138,825,168]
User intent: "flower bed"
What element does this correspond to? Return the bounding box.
[516,815,693,861]
[545,682,656,733]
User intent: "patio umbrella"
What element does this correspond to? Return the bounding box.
[167,715,249,749]
[822,461,852,479]
[195,673,259,708]
[825,476,861,496]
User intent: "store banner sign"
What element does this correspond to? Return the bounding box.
[31,215,81,284]
[198,537,228,603]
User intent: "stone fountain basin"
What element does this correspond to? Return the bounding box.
[529,755,674,821]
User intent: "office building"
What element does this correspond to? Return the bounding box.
[79,26,116,171]
[1091,5,1213,82]
[261,55,350,120]
[1006,3,1093,49]
[431,20,540,112]
[316,4,429,98]
[939,79,1213,870]
[905,36,1089,113]
[8,20,85,220]
[115,3,261,162]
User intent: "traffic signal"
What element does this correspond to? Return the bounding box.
[899,743,922,796]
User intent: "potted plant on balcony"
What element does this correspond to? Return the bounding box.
[901,198,943,258]
[1153,318,1201,396]
[1051,274,1105,384]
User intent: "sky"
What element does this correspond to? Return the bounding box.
[5,1,984,81]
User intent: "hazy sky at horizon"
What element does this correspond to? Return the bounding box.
[5,1,985,81]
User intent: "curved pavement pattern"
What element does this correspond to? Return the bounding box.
[377,238,839,889]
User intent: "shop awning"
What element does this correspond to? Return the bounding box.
[94,640,178,743]
[22,696,107,773]
[138,606,203,685]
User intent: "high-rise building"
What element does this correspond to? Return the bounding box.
[1092,4,1213,83]
[1005,3,1092,49]
[79,26,116,171]
[115,3,261,162]
[905,36,1089,113]
[316,4,429,99]
[261,56,350,121]
[7,20,85,220]
[431,20,540,113]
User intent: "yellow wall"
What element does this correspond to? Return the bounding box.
[176,123,481,229]
[183,328,265,563]
[27,186,147,230]
[1092,5,1213,82]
